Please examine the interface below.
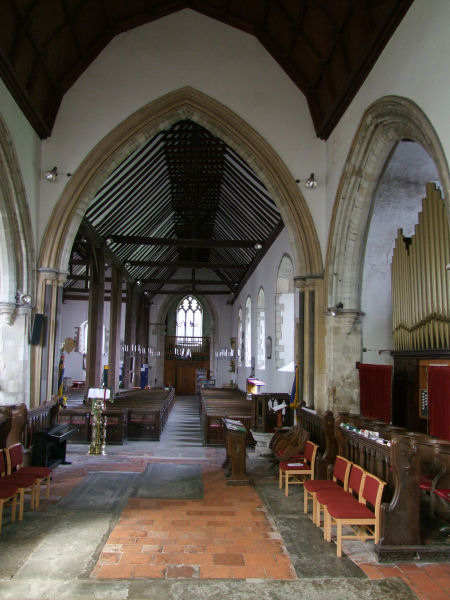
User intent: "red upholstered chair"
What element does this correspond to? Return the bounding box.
[0,482,19,534]
[6,443,51,509]
[0,449,36,519]
[303,456,351,524]
[324,472,386,557]
[315,463,365,529]
[279,441,318,497]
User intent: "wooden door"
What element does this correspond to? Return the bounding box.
[176,364,196,395]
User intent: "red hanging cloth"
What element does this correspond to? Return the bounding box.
[428,366,450,441]
[358,364,392,423]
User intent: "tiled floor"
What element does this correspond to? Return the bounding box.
[44,445,450,599]
[37,396,449,598]
[92,467,295,580]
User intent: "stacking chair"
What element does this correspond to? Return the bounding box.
[279,441,318,496]
[303,455,351,524]
[0,450,31,520]
[324,472,386,557]
[6,443,51,509]
[0,482,19,534]
[315,463,365,528]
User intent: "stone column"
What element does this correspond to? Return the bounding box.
[294,275,326,412]
[86,246,105,389]
[0,301,31,406]
[325,309,364,414]
[31,268,67,407]
[108,265,123,394]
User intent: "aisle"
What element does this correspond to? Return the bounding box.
[158,395,203,448]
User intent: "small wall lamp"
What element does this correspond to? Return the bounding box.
[16,291,33,306]
[44,167,72,182]
[328,302,344,316]
[44,167,58,182]
[295,173,318,189]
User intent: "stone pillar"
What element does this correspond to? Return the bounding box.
[108,265,123,394]
[86,246,105,389]
[0,302,31,406]
[123,282,137,389]
[326,309,364,414]
[294,275,326,412]
[31,268,67,407]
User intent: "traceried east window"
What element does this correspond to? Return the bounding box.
[176,295,203,338]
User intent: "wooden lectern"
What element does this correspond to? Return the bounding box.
[222,418,249,485]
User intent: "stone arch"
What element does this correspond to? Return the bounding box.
[39,87,322,280]
[0,113,35,405]
[326,95,450,310]
[0,114,35,312]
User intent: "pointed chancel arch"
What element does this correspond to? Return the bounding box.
[36,87,322,403]
[39,87,322,279]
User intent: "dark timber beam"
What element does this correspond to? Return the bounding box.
[106,235,263,248]
[124,260,246,270]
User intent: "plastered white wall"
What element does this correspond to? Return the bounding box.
[233,227,296,395]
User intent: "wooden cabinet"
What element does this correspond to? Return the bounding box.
[392,351,450,433]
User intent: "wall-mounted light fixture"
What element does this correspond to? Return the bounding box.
[43,167,72,182]
[44,167,58,182]
[254,242,263,250]
[295,173,318,189]
[328,302,344,316]
[16,291,33,306]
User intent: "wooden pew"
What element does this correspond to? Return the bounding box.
[200,388,253,446]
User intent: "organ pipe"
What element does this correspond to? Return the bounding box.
[392,183,450,350]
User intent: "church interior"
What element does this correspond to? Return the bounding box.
[0,1,449,598]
